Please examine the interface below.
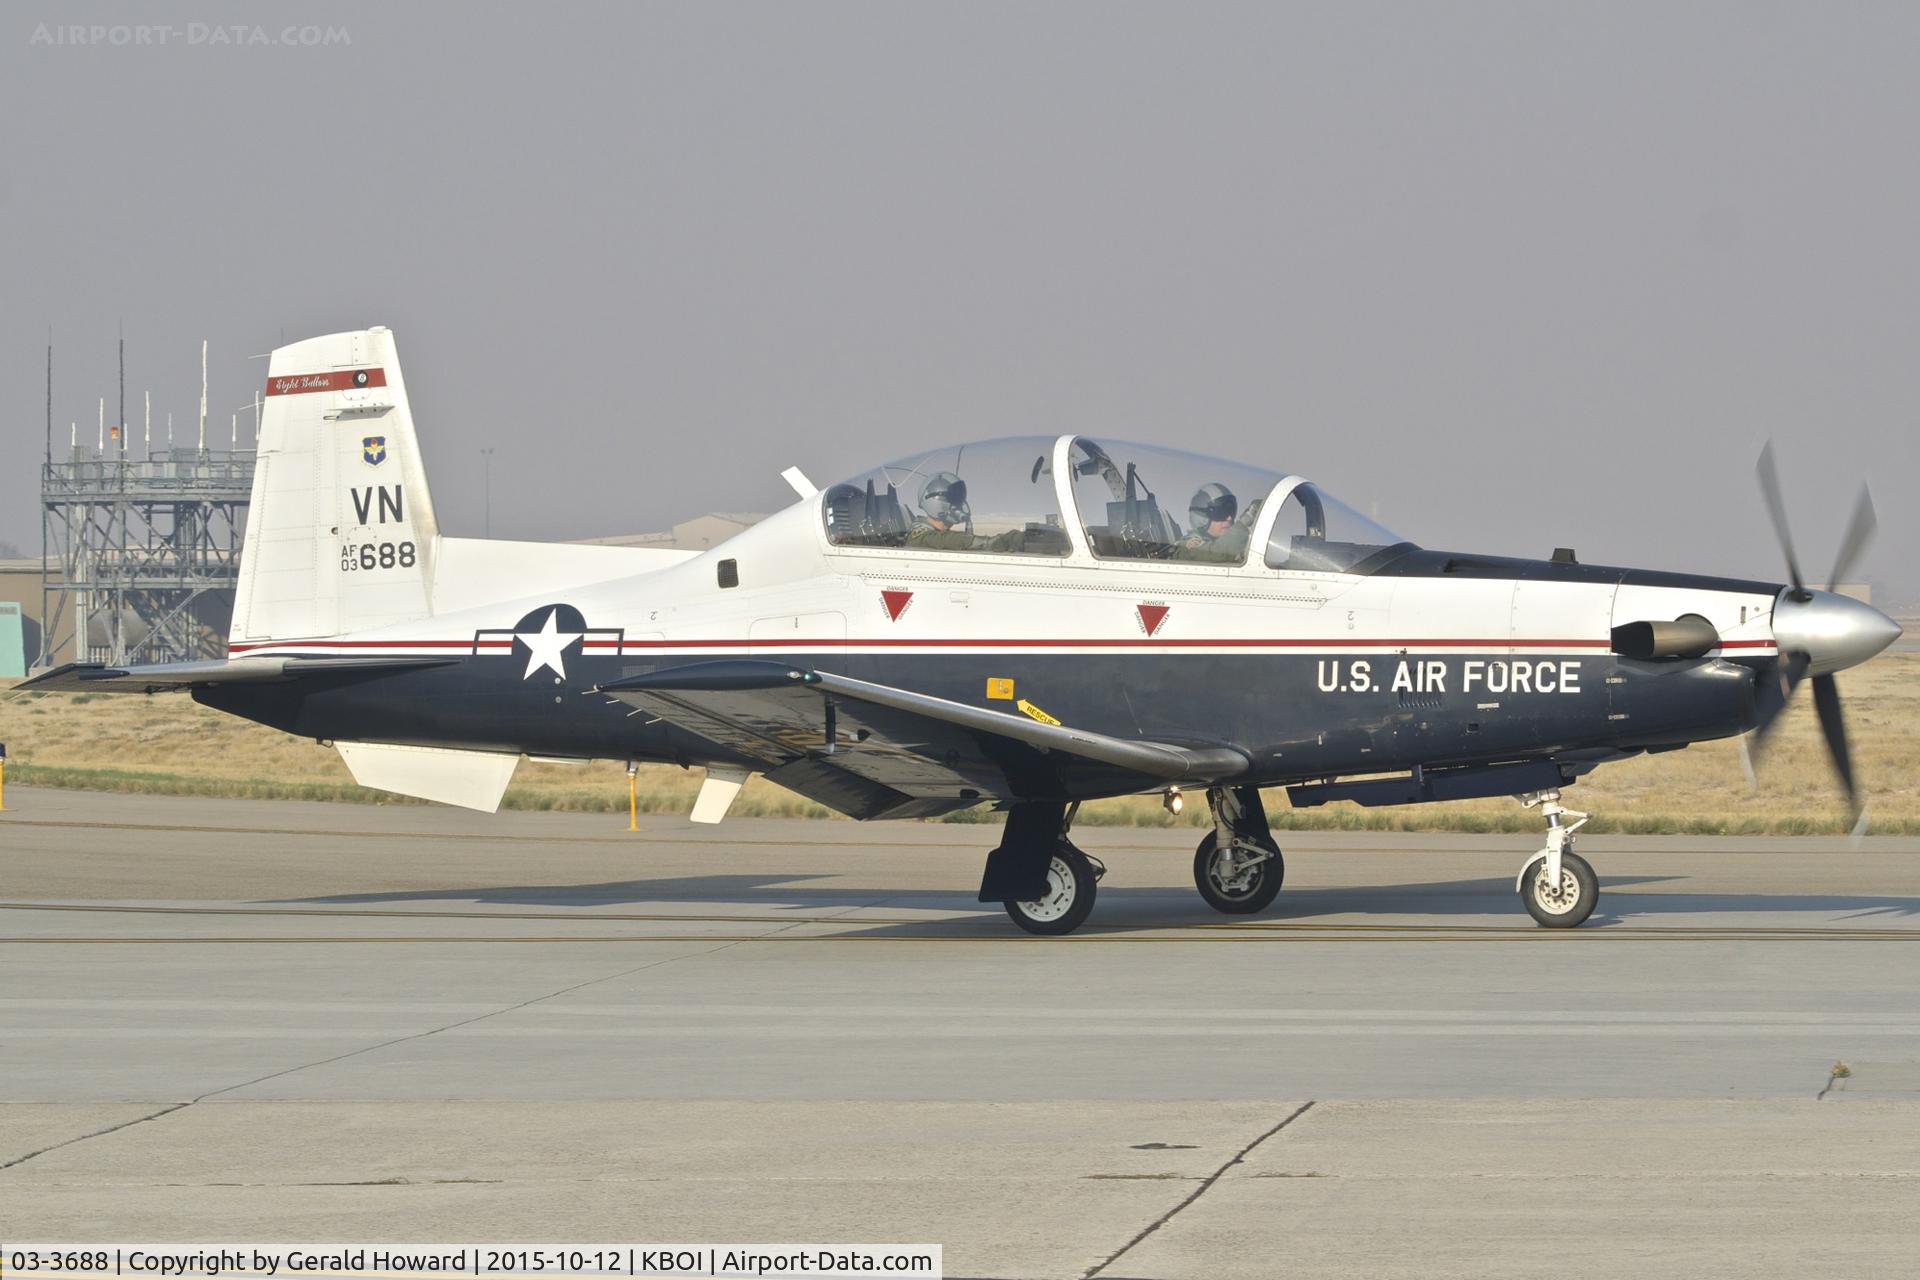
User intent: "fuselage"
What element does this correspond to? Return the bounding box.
[202,491,1788,804]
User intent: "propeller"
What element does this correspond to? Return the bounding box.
[1748,443,1883,832]
[1754,442,1808,600]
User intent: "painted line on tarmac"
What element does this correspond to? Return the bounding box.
[0,902,933,926]
[3,930,1915,944]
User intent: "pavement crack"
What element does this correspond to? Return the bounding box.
[0,1101,190,1171]
[188,940,746,1102]
[1082,1100,1315,1279]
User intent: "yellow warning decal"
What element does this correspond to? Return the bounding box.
[1016,699,1061,726]
[986,677,1015,700]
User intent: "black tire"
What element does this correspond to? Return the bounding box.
[1193,830,1285,915]
[1519,850,1598,928]
[1004,847,1099,936]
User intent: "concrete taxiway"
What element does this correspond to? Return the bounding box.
[2,787,1917,1277]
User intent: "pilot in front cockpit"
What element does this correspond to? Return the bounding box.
[907,472,980,550]
[1175,482,1250,562]
[910,472,1030,553]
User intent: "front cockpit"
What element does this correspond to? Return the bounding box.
[821,435,1415,574]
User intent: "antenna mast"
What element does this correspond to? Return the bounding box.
[197,339,208,451]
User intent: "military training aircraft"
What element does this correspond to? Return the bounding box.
[21,327,1903,934]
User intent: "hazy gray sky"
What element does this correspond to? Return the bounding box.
[5,2,1916,602]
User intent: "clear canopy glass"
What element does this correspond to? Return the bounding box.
[1066,438,1284,564]
[822,435,1416,572]
[1262,482,1413,573]
[822,436,1070,556]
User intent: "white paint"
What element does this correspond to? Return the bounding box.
[334,741,520,812]
[690,766,751,823]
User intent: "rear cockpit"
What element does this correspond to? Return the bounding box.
[822,435,1415,574]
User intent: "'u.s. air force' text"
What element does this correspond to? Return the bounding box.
[1317,658,1583,694]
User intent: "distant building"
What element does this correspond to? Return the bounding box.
[0,560,48,665]
[0,601,24,678]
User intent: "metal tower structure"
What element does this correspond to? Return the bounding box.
[39,446,254,666]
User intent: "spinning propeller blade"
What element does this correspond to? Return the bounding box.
[1825,486,1877,594]
[1747,650,1808,763]
[1810,673,1857,824]
[1755,441,1807,598]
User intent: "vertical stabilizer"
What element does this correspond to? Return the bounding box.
[231,327,440,644]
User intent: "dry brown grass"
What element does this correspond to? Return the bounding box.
[2,653,1915,833]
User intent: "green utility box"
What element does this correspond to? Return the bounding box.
[0,603,23,678]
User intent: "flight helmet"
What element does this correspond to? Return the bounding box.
[1188,482,1237,534]
[920,472,971,526]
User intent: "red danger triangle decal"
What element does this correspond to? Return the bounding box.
[1137,603,1170,636]
[881,589,914,622]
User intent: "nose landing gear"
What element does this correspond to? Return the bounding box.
[1515,789,1597,928]
[1193,785,1285,915]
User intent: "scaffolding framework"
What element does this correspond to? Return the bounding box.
[40,448,254,666]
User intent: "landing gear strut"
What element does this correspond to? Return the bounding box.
[981,801,1105,936]
[1515,789,1597,928]
[1193,786,1285,915]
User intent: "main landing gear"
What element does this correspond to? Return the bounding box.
[979,788,1287,935]
[1515,789,1598,928]
[1193,786,1285,915]
[980,801,1105,936]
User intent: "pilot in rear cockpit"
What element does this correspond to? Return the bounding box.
[1176,483,1249,562]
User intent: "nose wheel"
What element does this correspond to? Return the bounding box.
[1192,785,1285,916]
[1193,830,1284,914]
[1514,790,1598,928]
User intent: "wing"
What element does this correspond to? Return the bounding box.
[14,656,457,694]
[596,660,1248,820]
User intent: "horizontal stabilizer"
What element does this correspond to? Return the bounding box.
[15,656,457,694]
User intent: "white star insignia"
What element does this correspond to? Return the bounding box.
[517,608,584,681]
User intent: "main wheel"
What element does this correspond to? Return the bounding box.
[1005,847,1099,936]
[1519,850,1598,928]
[1193,831,1285,915]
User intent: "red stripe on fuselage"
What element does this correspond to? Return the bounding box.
[228,635,1781,656]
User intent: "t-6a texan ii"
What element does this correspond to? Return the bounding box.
[23,327,1901,934]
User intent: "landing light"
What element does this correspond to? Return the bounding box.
[1164,787,1183,816]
